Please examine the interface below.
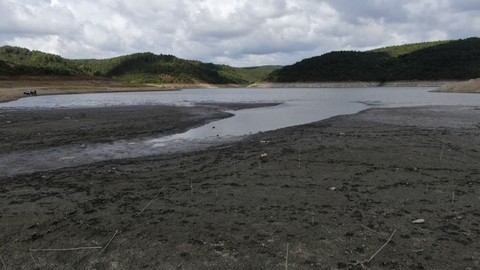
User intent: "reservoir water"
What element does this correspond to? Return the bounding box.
[2,87,480,175]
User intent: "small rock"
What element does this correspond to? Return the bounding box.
[260,153,268,158]
[412,219,425,224]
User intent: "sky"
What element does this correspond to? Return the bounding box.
[1,0,479,67]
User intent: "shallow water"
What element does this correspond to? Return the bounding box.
[3,87,480,139]
[2,87,480,175]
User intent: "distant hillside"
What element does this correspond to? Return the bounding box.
[0,46,280,84]
[0,46,82,76]
[268,37,480,82]
[218,65,282,84]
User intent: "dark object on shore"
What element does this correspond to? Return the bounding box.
[23,90,37,96]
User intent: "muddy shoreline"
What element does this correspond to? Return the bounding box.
[1,105,480,269]
[0,103,277,154]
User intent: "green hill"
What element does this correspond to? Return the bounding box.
[268,37,480,82]
[0,46,280,84]
[0,46,83,75]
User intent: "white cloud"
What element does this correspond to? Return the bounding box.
[0,0,479,66]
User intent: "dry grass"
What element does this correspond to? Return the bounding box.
[435,78,480,93]
[0,76,180,102]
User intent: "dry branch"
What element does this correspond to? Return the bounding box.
[361,224,381,235]
[99,230,119,254]
[367,229,397,263]
[0,255,6,270]
[30,246,102,252]
[137,186,166,216]
[285,243,289,270]
[29,249,39,269]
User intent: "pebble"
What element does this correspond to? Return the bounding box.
[412,218,425,224]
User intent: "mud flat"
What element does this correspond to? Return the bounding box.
[0,104,247,154]
[1,105,480,269]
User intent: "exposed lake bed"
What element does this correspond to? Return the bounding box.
[1,88,480,269]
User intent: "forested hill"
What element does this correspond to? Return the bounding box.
[268,37,480,82]
[3,37,480,84]
[0,46,280,84]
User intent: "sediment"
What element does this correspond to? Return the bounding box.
[252,81,455,88]
[1,105,480,269]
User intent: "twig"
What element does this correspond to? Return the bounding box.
[361,224,381,235]
[0,255,7,270]
[285,243,289,270]
[137,186,166,216]
[190,178,193,202]
[30,246,102,252]
[440,142,445,160]
[99,230,119,254]
[367,229,397,263]
[29,249,39,269]
[298,146,301,168]
[233,157,236,180]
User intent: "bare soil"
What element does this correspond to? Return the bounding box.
[1,105,480,269]
[0,76,168,102]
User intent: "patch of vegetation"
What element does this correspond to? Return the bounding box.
[0,60,16,75]
[268,37,480,82]
[370,40,450,57]
[0,46,281,84]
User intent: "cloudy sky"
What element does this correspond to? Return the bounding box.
[1,0,479,66]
